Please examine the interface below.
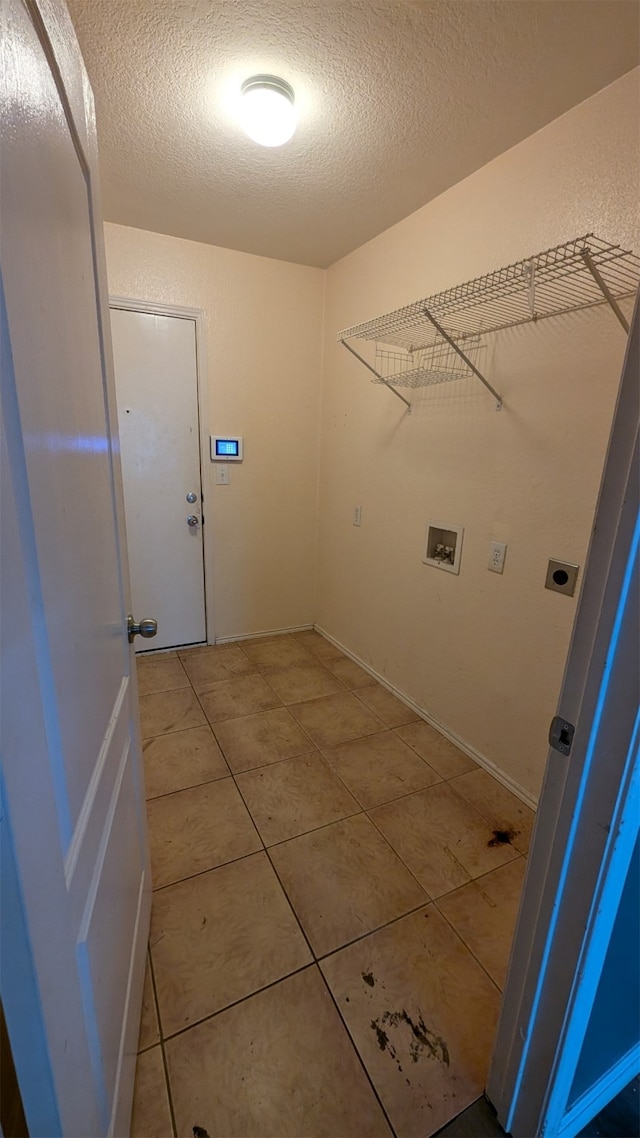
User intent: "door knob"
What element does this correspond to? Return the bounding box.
[187,514,199,527]
[127,614,158,644]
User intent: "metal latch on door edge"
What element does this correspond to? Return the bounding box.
[549,716,575,756]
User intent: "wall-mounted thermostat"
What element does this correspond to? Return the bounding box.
[211,436,243,461]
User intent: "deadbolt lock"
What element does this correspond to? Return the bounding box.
[186,492,197,503]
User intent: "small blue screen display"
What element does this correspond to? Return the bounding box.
[216,439,239,457]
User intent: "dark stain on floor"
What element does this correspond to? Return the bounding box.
[370,1008,450,1073]
[487,828,518,847]
[362,971,376,987]
[193,1127,210,1138]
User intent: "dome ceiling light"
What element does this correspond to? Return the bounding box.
[240,75,296,148]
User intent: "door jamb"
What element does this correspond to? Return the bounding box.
[108,296,215,646]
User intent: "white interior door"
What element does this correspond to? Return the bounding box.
[0,1,150,1134]
[110,307,207,652]
[488,293,639,1136]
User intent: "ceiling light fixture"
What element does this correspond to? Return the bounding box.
[240,75,296,148]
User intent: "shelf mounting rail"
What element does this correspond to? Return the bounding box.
[338,233,640,413]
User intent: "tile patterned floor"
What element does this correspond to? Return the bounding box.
[131,631,534,1138]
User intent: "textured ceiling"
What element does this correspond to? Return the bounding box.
[67,0,639,268]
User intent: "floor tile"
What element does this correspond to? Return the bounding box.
[356,683,420,727]
[323,730,441,808]
[293,630,346,661]
[241,634,317,669]
[147,778,261,888]
[198,674,281,723]
[433,1096,506,1137]
[180,644,254,690]
[212,707,315,773]
[325,656,375,688]
[449,769,535,853]
[139,688,206,739]
[396,721,479,779]
[370,783,519,899]
[165,967,392,1138]
[321,906,501,1138]
[437,858,527,989]
[130,1046,173,1138]
[137,954,160,1052]
[150,852,311,1035]
[143,725,229,799]
[236,752,359,845]
[289,691,385,748]
[136,653,190,697]
[177,641,242,657]
[264,662,346,704]
[270,813,427,956]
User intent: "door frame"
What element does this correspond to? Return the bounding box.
[109,296,215,647]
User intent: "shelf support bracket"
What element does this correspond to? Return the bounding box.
[422,307,503,410]
[340,338,412,413]
[580,249,630,334]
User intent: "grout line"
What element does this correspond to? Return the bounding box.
[229,765,318,963]
[432,901,505,998]
[147,950,178,1138]
[214,745,321,777]
[156,961,316,1045]
[145,771,232,802]
[313,895,435,963]
[317,967,399,1138]
[148,843,265,895]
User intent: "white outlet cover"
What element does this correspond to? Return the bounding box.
[488,540,507,573]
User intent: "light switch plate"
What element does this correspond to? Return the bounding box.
[215,465,229,486]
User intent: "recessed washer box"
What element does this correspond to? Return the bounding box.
[423,520,464,575]
[211,436,243,461]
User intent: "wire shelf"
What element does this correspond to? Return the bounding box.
[338,234,640,411]
[374,332,484,389]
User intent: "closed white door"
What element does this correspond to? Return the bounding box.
[110,308,207,651]
[1,1,150,1135]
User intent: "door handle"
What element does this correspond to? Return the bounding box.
[187,514,199,527]
[127,614,158,644]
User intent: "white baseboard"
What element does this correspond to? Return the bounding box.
[313,624,539,811]
[215,623,314,645]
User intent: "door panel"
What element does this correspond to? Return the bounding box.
[3,11,123,833]
[111,307,207,650]
[0,1,150,1134]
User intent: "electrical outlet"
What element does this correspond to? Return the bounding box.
[353,505,362,526]
[488,540,507,573]
[215,465,229,486]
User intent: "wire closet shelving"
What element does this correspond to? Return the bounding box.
[338,234,640,413]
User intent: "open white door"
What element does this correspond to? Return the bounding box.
[0,1,151,1134]
[488,293,639,1136]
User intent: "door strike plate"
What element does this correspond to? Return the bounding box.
[549,716,575,756]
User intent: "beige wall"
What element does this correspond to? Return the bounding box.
[317,69,640,802]
[104,224,325,640]
[104,69,638,803]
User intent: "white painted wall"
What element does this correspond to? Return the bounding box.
[104,226,325,640]
[317,69,640,801]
